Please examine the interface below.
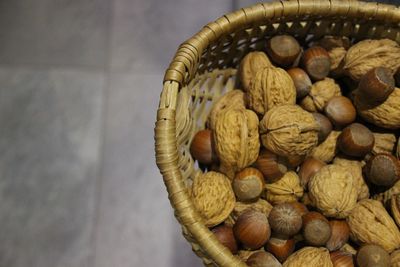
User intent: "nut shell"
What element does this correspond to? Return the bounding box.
[347,199,400,253]
[268,203,302,237]
[301,78,342,112]
[356,244,391,267]
[190,129,217,165]
[247,251,282,267]
[255,149,291,183]
[227,199,273,227]
[324,96,356,127]
[337,123,375,158]
[282,247,333,267]
[265,171,304,205]
[326,220,350,252]
[302,46,331,81]
[298,157,326,188]
[267,35,301,67]
[233,167,265,202]
[358,66,395,104]
[191,171,235,227]
[371,132,396,155]
[302,212,332,246]
[211,225,238,254]
[287,68,312,99]
[312,113,333,144]
[364,153,400,187]
[391,249,400,267]
[310,131,341,163]
[260,105,319,157]
[239,52,273,92]
[391,195,400,228]
[266,237,295,263]
[330,251,354,267]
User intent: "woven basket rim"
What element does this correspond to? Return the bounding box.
[155,1,400,266]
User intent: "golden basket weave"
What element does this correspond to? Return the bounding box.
[154,0,400,266]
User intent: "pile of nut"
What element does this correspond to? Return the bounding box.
[189,35,400,267]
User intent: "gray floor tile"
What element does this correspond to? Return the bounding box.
[0,68,105,267]
[110,0,232,73]
[0,1,110,68]
[94,73,202,267]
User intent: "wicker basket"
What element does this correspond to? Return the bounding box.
[154,1,400,266]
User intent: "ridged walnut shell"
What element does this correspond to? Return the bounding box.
[309,165,358,218]
[239,51,273,92]
[214,108,260,178]
[391,195,400,229]
[265,171,304,205]
[391,249,400,267]
[373,180,400,205]
[247,67,296,115]
[260,105,319,157]
[354,88,400,129]
[300,78,342,112]
[344,39,400,80]
[372,132,396,155]
[333,156,369,200]
[208,90,246,130]
[329,47,346,75]
[310,131,341,163]
[347,199,400,253]
[191,171,235,227]
[283,247,333,267]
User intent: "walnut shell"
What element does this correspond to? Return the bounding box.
[239,51,273,92]
[265,171,304,205]
[309,165,358,218]
[340,243,357,255]
[391,195,400,229]
[260,105,319,157]
[344,39,400,80]
[208,90,246,130]
[371,132,396,155]
[225,199,273,227]
[300,78,341,112]
[329,47,346,75]
[282,247,333,267]
[247,67,296,115]
[354,88,400,129]
[373,180,400,205]
[333,156,369,200]
[214,108,260,178]
[347,199,400,253]
[310,131,341,163]
[391,249,400,267]
[191,171,236,227]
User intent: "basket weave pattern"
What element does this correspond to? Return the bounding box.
[155,1,400,266]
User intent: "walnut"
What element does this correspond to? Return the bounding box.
[391,249,400,267]
[309,165,358,218]
[282,247,333,267]
[265,171,304,205]
[354,88,400,129]
[373,180,400,205]
[247,67,296,115]
[391,195,400,229]
[239,51,273,92]
[329,47,346,75]
[310,131,341,163]
[371,132,396,155]
[260,105,319,157]
[300,78,341,112]
[340,243,357,255]
[214,107,260,178]
[333,156,369,200]
[347,199,400,253]
[191,171,235,227]
[225,199,273,227]
[208,89,246,130]
[344,39,400,80]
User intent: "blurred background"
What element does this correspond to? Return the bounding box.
[0,0,399,267]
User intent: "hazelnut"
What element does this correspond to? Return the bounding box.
[312,113,333,144]
[330,251,354,267]
[287,201,309,217]
[298,157,326,188]
[326,220,350,252]
[356,244,391,267]
[211,225,238,254]
[302,212,332,246]
[287,68,312,98]
[358,67,395,105]
[302,46,331,81]
[190,129,217,165]
[324,96,356,127]
[266,236,295,263]
[338,123,375,157]
[233,168,265,202]
[316,36,351,50]
[268,203,303,237]
[246,251,282,267]
[255,149,291,183]
[266,35,301,67]
[233,210,271,249]
[364,153,400,187]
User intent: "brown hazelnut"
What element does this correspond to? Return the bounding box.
[287,201,309,217]
[190,129,216,165]
[302,212,332,246]
[358,67,395,105]
[324,96,356,127]
[266,35,301,67]
[326,220,350,252]
[233,210,271,249]
[255,149,291,183]
[246,251,282,267]
[302,46,331,81]
[287,68,312,98]
[356,244,391,267]
[265,236,295,263]
[211,225,238,254]
[330,251,355,267]
[338,123,375,157]
[298,157,326,188]
[268,203,302,237]
[316,36,351,50]
[312,113,333,144]
[233,168,265,202]
[364,153,400,187]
